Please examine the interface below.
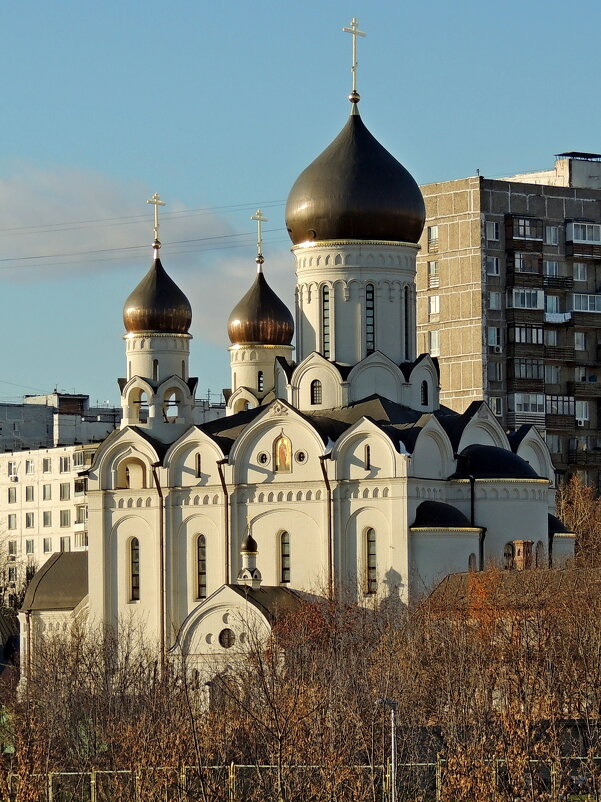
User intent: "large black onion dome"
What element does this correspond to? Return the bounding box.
[285,110,426,245]
[123,256,192,334]
[228,271,294,346]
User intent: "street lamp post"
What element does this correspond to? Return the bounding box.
[378,698,398,802]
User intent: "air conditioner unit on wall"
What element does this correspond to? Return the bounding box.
[493,345,503,354]
[9,475,18,482]
[577,419,586,427]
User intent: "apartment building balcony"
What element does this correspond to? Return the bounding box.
[543,275,574,290]
[568,449,601,467]
[506,309,545,326]
[565,241,601,259]
[567,380,601,397]
[508,342,545,359]
[544,346,575,361]
[507,377,544,393]
[506,412,546,428]
[546,414,576,430]
[506,269,544,288]
[572,311,601,328]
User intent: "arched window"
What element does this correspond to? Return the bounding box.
[404,286,410,360]
[421,380,429,406]
[321,286,331,359]
[153,359,159,381]
[258,371,264,393]
[310,379,322,405]
[535,540,545,569]
[280,532,290,583]
[130,538,140,601]
[365,283,375,355]
[197,535,207,599]
[364,445,371,470]
[117,458,147,490]
[365,528,377,594]
[195,453,202,479]
[274,434,292,473]
[504,541,515,571]
[468,553,477,572]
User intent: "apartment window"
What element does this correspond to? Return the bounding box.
[488,361,503,382]
[7,515,16,531]
[427,225,439,252]
[576,400,590,421]
[310,379,322,406]
[43,538,52,553]
[486,256,500,276]
[513,359,543,380]
[545,295,560,313]
[75,532,88,549]
[25,459,34,475]
[60,509,71,527]
[490,397,503,416]
[43,511,52,527]
[574,263,587,282]
[7,462,16,478]
[427,261,439,288]
[544,364,560,384]
[543,260,558,277]
[8,540,16,555]
[546,434,561,453]
[60,482,70,501]
[7,567,16,584]
[508,288,543,309]
[515,253,540,273]
[509,393,545,413]
[571,222,601,243]
[7,487,16,504]
[196,535,207,599]
[511,326,543,345]
[513,217,543,240]
[365,283,375,354]
[25,512,34,529]
[365,528,377,594]
[428,295,440,320]
[575,331,586,351]
[428,330,440,357]
[26,539,34,555]
[75,505,87,524]
[43,484,51,501]
[130,538,140,601]
[572,293,601,313]
[544,226,559,245]
[280,531,291,583]
[74,478,87,495]
[321,286,331,359]
[486,221,500,241]
[25,485,34,502]
[544,329,558,346]
[42,458,51,473]
[489,292,502,310]
[73,451,84,467]
[488,327,502,346]
[60,536,71,553]
[546,396,575,416]
[59,456,71,473]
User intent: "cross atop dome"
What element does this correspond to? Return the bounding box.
[342,17,366,107]
[147,192,166,250]
[251,209,268,272]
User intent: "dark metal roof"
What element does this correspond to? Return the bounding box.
[548,513,573,535]
[452,444,542,480]
[556,151,601,161]
[285,110,425,245]
[227,584,305,623]
[123,257,192,334]
[412,501,472,529]
[21,552,88,612]
[227,270,294,346]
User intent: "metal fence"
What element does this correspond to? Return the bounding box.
[2,757,600,801]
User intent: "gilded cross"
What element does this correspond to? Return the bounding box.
[342,17,366,94]
[147,192,166,245]
[251,209,268,265]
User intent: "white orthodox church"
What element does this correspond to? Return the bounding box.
[20,45,575,676]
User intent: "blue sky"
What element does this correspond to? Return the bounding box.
[1,0,600,405]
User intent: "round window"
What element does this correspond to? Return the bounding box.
[295,450,307,463]
[219,628,235,649]
[258,452,269,465]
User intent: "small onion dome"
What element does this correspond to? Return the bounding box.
[241,532,258,553]
[123,256,192,334]
[412,501,472,529]
[227,271,294,346]
[285,109,425,245]
[454,444,541,480]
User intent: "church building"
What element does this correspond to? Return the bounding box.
[20,23,575,677]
